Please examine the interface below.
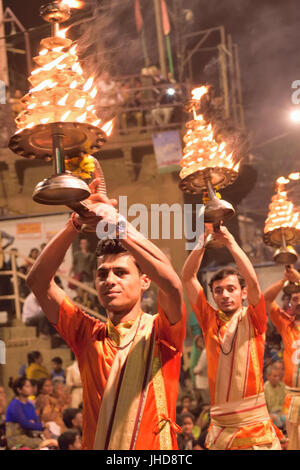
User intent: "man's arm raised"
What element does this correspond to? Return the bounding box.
[95,202,184,325]
[264,266,300,314]
[212,225,261,306]
[27,180,117,325]
[27,219,78,325]
[181,225,212,305]
[121,223,183,325]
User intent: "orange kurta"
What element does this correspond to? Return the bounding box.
[192,290,281,449]
[269,304,300,388]
[54,297,185,450]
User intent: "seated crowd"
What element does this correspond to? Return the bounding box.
[0,352,82,450]
[0,302,289,451]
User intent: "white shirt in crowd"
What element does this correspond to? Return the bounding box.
[193,349,209,390]
[22,292,43,323]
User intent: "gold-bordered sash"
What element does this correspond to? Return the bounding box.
[93,312,155,450]
[215,307,250,403]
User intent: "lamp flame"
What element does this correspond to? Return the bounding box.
[289,172,300,180]
[74,98,85,108]
[69,80,78,89]
[101,119,114,136]
[61,0,84,8]
[90,87,97,99]
[276,176,290,185]
[264,176,300,235]
[83,77,94,92]
[72,62,83,75]
[57,27,69,39]
[76,112,87,123]
[191,86,208,101]
[61,110,71,121]
[58,93,69,106]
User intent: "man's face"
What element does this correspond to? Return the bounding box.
[212,275,247,314]
[182,397,191,410]
[268,370,281,387]
[272,362,284,379]
[182,417,194,436]
[72,412,83,430]
[52,362,61,372]
[290,293,300,319]
[95,254,149,314]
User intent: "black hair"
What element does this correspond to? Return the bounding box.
[208,267,246,292]
[51,357,63,366]
[27,351,41,365]
[8,377,29,396]
[96,238,142,273]
[96,238,128,257]
[179,412,195,425]
[181,394,192,402]
[58,430,79,450]
[62,408,81,429]
[36,377,51,395]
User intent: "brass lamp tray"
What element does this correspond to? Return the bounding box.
[40,2,71,23]
[41,37,72,50]
[263,227,300,247]
[9,122,106,160]
[179,167,238,194]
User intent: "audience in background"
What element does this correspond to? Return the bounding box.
[58,430,82,450]
[51,357,66,384]
[66,359,82,408]
[264,364,286,431]
[26,351,49,381]
[177,412,195,450]
[22,292,51,338]
[193,346,210,406]
[52,382,71,410]
[0,385,6,449]
[62,408,82,435]
[5,377,45,449]
[35,378,65,438]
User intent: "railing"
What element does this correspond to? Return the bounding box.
[0,249,107,323]
[94,80,225,138]
[97,81,190,138]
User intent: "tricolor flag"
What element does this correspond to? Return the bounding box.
[135,0,144,33]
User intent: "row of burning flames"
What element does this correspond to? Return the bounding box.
[15,20,113,136]
[10,1,299,241]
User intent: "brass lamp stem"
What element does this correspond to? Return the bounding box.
[51,22,59,37]
[204,171,217,201]
[281,228,287,250]
[52,127,65,175]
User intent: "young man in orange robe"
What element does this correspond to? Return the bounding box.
[181,224,282,450]
[27,183,185,450]
[264,266,300,450]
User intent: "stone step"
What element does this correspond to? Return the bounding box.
[0,326,37,341]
